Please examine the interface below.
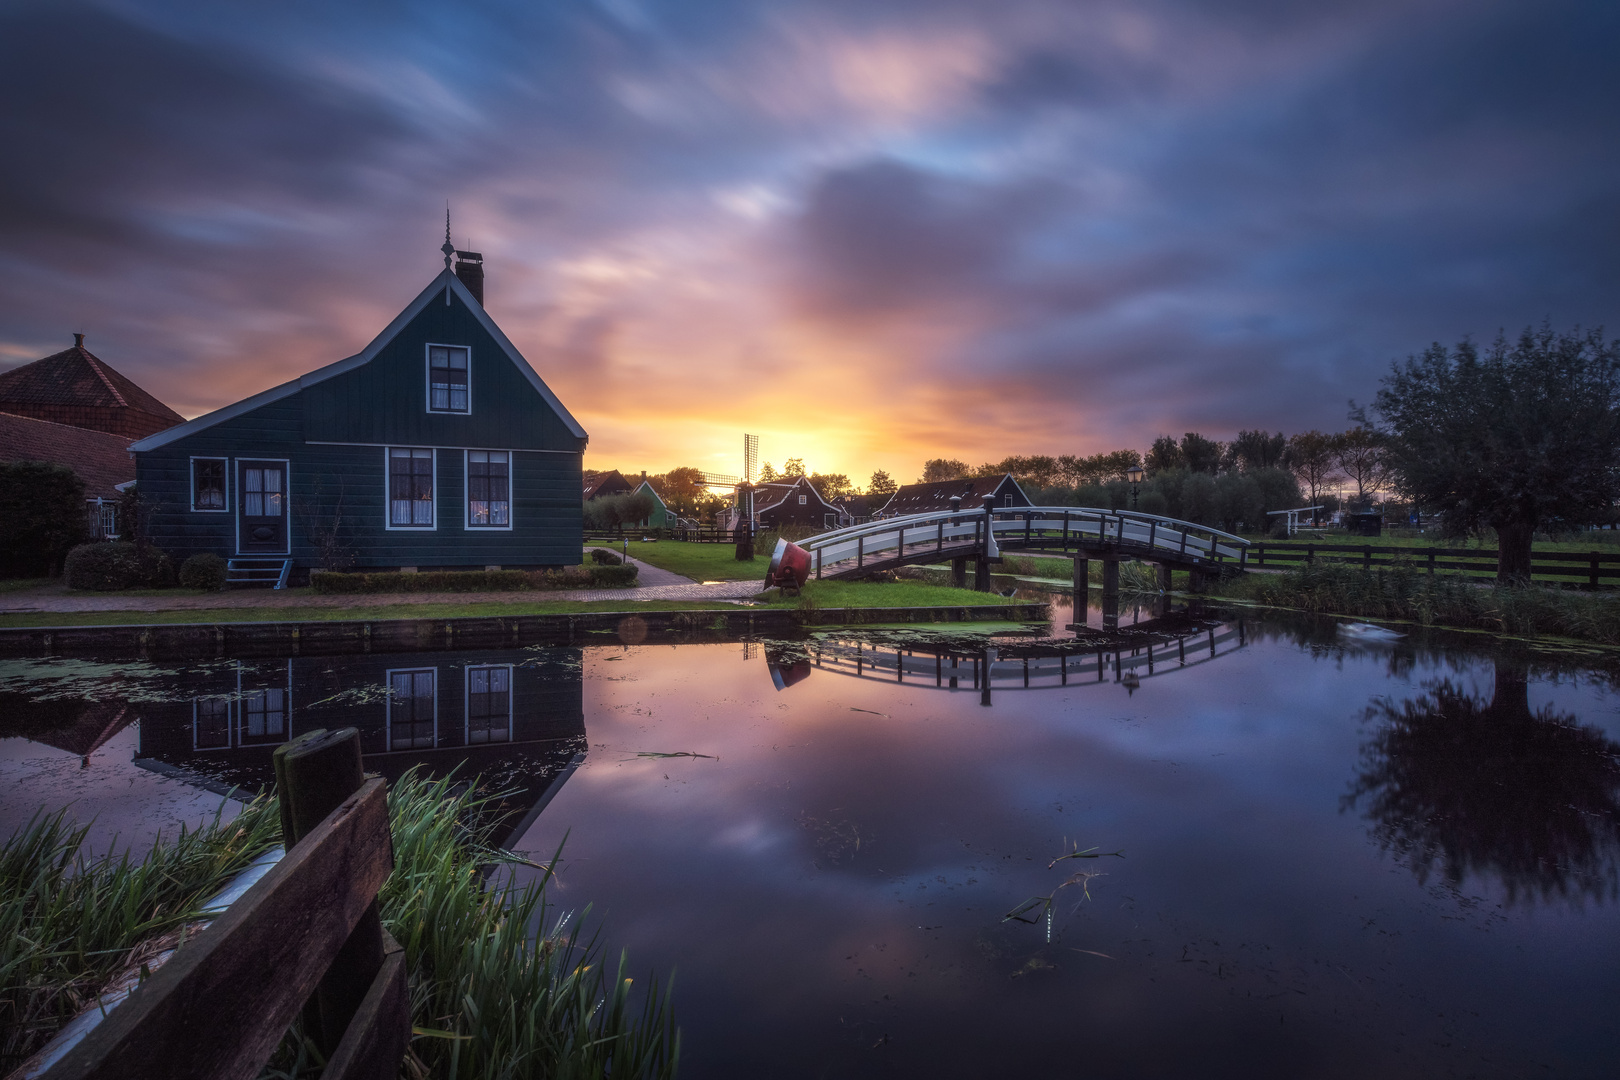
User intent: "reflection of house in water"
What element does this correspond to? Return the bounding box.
[766,621,1246,701]
[131,647,586,845]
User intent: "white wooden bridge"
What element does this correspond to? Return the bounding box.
[796,500,1251,590]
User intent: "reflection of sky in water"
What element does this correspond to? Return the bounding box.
[1,617,1617,1077]
[519,628,1620,1079]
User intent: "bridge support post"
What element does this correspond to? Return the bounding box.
[1187,568,1208,593]
[1072,556,1089,624]
[975,494,997,593]
[952,557,967,589]
[1101,556,1120,629]
[1157,563,1172,593]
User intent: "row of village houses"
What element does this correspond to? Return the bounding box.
[582,467,1029,533]
[1,244,1028,575]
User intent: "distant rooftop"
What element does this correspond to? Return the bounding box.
[0,334,183,439]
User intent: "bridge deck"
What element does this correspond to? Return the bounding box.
[801,506,1250,582]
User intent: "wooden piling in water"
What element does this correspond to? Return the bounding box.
[272,728,389,1059]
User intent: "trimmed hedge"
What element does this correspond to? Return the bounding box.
[64,542,175,591]
[178,552,229,591]
[589,548,623,565]
[311,563,638,595]
[0,462,88,578]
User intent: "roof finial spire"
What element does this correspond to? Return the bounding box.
[441,204,455,269]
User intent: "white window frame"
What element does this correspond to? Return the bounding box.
[385,447,437,531]
[464,664,514,744]
[384,667,438,752]
[189,456,230,513]
[464,449,514,530]
[798,494,807,505]
[425,342,472,415]
[232,458,292,556]
[236,660,293,747]
[192,696,234,752]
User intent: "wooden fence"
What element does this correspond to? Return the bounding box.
[1247,542,1620,588]
[43,728,408,1080]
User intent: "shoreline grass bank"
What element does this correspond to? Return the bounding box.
[1215,561,1620,645]
[1,776,679,1079]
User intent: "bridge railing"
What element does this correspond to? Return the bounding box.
[799,505,1249,577]
[993,507,1249,564]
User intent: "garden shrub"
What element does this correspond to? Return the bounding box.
[587,564,638,587]
[0,462,88,578]
[590,548,623,565]
[63,542,175,590]
[178,552,228,591]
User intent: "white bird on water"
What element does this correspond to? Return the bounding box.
[1337,621,1404,641]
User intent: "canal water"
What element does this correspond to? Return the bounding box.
[2,596,1617,1078]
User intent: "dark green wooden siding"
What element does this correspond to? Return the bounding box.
[301,286,583,451]
[135,287,585,570]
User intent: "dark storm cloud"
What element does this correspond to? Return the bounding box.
[0,0,1616,470]
[0,5,410,258]
[775,0,1620,446]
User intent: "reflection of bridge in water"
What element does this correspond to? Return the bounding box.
[766,621,1247,700]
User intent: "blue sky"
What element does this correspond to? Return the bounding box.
[2,0,1616,480]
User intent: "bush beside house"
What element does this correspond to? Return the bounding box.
[0,462,89,578]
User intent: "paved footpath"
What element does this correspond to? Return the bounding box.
[0,558,764,616]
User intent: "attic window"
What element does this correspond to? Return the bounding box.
[798,494,807,505]
[427,345,470,413]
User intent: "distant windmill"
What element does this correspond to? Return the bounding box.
[697,434,760,532]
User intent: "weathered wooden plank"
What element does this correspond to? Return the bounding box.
[43,779,394,1080]
[320,931,410,1080]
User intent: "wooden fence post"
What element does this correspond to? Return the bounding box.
[273,729,387,1058]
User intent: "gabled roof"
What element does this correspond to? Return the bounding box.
[879,474,1027,516]
[129,270,586,453]
[755,476,838,514]
[0,338,183,437]
[0,412,135,498]
[584,469,633,500]
[632,479,669,509]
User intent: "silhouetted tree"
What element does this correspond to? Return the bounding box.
[808,472,852,500]
[1334,428,1387,509]
[1345,662,1620,905]
[1364,326,1620,581]
[1179,432,1225,474]
[1145,436,1183,474]
[1231,429,1288,471]
[868,469,898,497]
[920,458,971,483]
[1286,431,1338,513]
[782,457,806,478]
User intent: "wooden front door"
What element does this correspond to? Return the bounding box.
[237,460,288,553]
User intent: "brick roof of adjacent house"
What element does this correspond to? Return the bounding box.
[0,337,184,439]
[878,474,1027,516]
[0,411,136,498]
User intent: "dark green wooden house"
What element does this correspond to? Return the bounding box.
[130,252,587,581]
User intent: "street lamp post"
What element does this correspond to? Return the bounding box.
[1126,464,1144,511]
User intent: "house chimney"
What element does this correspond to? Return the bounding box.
[454,249,484,306]
[73,333,84,348]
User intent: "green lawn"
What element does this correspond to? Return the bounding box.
[0,598,737,629]
[620,540,771,581]
[749,579,1036,609]
[1237,531,1620,552]
[0,580,1033,629]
